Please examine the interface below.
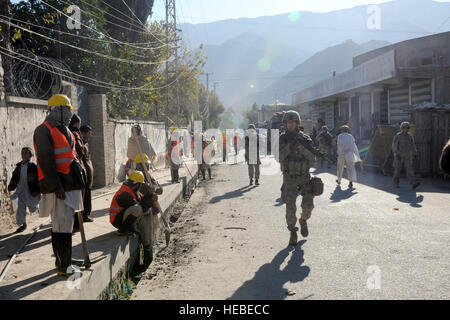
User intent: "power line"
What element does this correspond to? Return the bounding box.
[0,47,186,91]
[39,0,178,51]
[0,14,176,58]
[0,18,173,65]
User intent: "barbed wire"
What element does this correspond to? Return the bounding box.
[4,49,72,99]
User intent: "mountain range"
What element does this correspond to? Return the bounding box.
[179,0,450,114]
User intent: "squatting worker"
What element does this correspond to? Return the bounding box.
[279,111,319,245]
[392,122,420,189]
[109,171,163,268]
[33,94,85,277]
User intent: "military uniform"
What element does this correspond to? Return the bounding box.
[279,111,318,245]
[392,122,419,188]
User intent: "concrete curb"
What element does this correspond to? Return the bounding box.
[67,163,199,300]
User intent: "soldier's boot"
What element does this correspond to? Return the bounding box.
[208,169,212,179]
[348,182,353,189]
[299,219,309,237]
[289,230,298,246]
[201,170,206,180]
[255,179,259,186]
[249,179,253,186]
[394,178,400,188]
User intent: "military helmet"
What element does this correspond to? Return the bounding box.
[400,122,410,129]
[129,171,145,184]
[282,110,301,124]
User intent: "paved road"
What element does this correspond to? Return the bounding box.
[133,153,450,300]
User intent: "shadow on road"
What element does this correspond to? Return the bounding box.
[0,224,52,263]
[209,185,257,204]
[227,241,310,300]
[274,198,283,207]
[395,190,424,208]
[311,164,448,205]
[329,186,358,203]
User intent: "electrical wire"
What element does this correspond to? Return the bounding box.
[39,0,177,50]
[0,47,186,92]
[0,17,173,65]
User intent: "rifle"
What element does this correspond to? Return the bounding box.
[293,133,335,164]
[132,129,171,246]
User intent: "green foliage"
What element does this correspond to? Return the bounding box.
[8,0,219,127]
[243,102,259,126]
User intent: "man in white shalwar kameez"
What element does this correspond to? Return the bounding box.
[336,126,361,189]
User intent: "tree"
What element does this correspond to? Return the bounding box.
[243,102,259,125]
[219,106,238,129]
[0,0,14,92]
[5,0,222,125]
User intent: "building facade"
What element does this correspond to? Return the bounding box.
[292,32,450,142]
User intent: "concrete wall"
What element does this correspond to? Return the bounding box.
[87,94,166,188]
[0,72,166,225]
[111,119,166,185]
[0,96,48,224]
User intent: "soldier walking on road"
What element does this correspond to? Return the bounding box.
[392,122,420,189]
[316,126,333,168]
[279,111,323,245]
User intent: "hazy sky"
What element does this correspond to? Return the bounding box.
[150,0,450,24]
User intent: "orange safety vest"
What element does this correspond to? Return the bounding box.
[34,121,77,181]
[109,184,140,224]
[168,140,180,159]
[223,136,227,148]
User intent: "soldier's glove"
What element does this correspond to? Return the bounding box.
[310,177,324,196]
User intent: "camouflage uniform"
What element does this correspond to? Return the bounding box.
[392,122,419,188]
[279,111,317,244]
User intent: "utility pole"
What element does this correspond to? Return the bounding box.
[205,73,213,129]
[165,0,180,124]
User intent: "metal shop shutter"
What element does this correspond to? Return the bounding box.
[389,86,409,125]
[411,79,432,105]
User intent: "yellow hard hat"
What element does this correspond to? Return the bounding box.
[135,153,150,164]
[129,171,145,184]
[171,127,178,133]
[48,94,74,110]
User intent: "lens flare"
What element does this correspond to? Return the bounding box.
[258,57,271,72]
[288,11,301,22]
